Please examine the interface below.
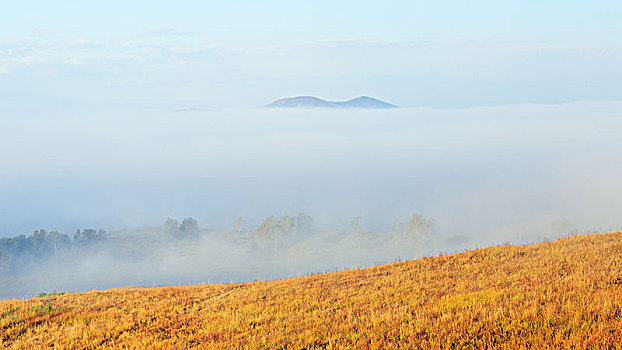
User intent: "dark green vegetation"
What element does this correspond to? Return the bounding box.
[35,291,66,298]
[0,229,106,278]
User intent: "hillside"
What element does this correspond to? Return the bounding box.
[266,96,397,109]
[1,232,621,349]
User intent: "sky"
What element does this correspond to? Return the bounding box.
[1,1,622,111]
[1,1,622,238]
[3,102,622,238]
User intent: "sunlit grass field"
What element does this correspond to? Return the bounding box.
[1,232,621,349]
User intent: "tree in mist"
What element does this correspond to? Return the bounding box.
[164,217,199,239]
[74,229,105,243]
[350,216,363,232]
[74,229,106,253]
[256,216,276,235]
[256,216,294,235]
[164,218,179,239]
[256,215,299,252]
[256,214,314,236]
[1,229,77,277]
[392,219,404,233]
[294,213,313,234]
[1,235,27,273]
[49,230,70,263]
[180,217,199,237]
[234,217,246,233]
[407,213,434,236]
[255,216,279,251]
[30,230,53,262]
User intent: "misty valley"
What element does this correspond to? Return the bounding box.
[1,213,456,299]
[3,3,622,347]
[3,102,622,300]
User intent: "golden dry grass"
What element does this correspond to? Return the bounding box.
[1,232,621,349]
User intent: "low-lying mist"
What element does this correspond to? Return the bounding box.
[0,217,445,298]
[2,101,622,298]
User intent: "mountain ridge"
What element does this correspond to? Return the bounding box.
[266,96,397,109]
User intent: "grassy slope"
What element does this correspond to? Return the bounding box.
[1,232,621,349]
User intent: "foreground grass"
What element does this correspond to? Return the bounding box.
[1,232,621,349]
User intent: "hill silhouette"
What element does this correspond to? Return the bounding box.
[266,96,397,109]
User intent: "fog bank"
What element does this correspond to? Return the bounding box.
[2,101,622,297]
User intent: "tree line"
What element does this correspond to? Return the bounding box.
[0,212,434,277]
[0,229,106,277]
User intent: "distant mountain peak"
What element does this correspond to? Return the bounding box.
[265,96,397,109]
[267,96,336,108]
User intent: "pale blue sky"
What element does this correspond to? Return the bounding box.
[2,1,622,239]
[1,1,621,110]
